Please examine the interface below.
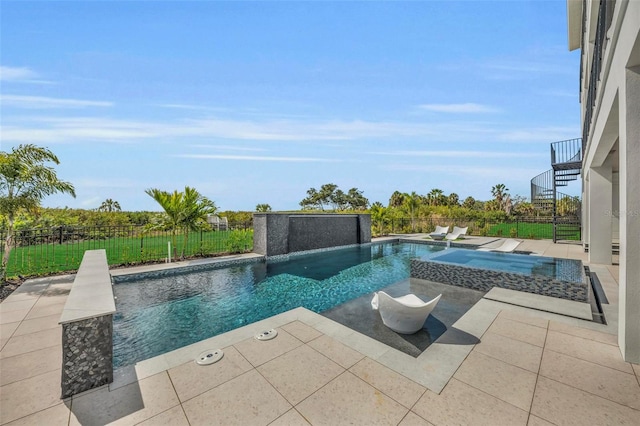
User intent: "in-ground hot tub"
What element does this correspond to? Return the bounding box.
[410,248,588,302]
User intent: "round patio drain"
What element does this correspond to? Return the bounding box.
[195,349,224,365]
[255,329,278,341]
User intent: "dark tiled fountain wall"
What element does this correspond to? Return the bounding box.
[410,259,589,302]
[253,213,371,257]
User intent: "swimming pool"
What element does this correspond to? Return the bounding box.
[112,242,445,367]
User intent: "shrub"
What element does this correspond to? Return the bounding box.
[509,227,518,238]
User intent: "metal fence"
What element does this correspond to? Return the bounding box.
[1,223,253,277]
[372,216,581,242]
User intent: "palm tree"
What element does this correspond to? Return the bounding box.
[0,144,75,277]
[145,186,217,259]
[98,198,121,212]
[370,202,387,236]
[403,192,421,231]
[427,188,445,206]
[255,204,272,212]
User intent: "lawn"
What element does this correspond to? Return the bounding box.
[4,229,253,277]
[486,222,580,240]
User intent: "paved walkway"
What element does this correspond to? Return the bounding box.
[1,239,638,425]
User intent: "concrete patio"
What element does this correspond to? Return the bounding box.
[1,238,638,425]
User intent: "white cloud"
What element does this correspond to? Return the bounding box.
[175,154,343,162]
[0,66,38,81]
[382,164,542,180]
[189,144,267,152]
[418,103,498,113]
[369,150,544,159]
[0,66,54,84]
[497,127,578,143]
[80,196,102,207]
[1,95,113,109]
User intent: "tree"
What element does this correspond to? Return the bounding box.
[447,193,460,207]
[345,188,369,210]
[389,191,405,208]
[462,196,476,209]
[370,202,387,236]
[145,186,217,259]
[255,204,272,212]
[403,192,421,231]
[491,183,512,214]
[98,198,121,212]
[426,188,446,206]
[0,144,76,277]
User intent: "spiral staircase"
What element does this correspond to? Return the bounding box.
[531,138,582,243]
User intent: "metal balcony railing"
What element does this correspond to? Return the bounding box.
[551,138,583,169]
[583,0,609,144]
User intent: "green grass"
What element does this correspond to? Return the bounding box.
[485,222,580,240]
[5,229,253,277]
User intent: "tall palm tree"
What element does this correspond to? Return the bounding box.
[145,186,217,259]
[98,198,121,212]
[403,192,420,231]
[0,144,75,277]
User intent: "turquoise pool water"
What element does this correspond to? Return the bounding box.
[112,242,444,367]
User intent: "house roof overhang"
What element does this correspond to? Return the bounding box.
[567,0,583,51]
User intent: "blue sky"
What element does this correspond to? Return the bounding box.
[1,1,581,212]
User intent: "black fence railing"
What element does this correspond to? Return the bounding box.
[551,138,583,167]
[372,216,580,242]
[583,0,609,144]
[1,223,253,277]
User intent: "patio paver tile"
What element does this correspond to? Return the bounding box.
[168,345,253,402]
[539,349,640,410]
[69,372,180,426]
[136,406,189,426]
[0,369,62,425]
[181,370,291,426]
[398,411,434,426]
[349,357,426,409]
[0,326,61,359]
[233,328,302,367]
[497,309,549,329]
[2,402,70,426]
[548,321,618,346]
[526,414,555,426]
[12,314,61,337]
[453,350,537,411]
[0,345,62,386]
[0,299,37,314]
[307,334,364,369]
[531,376,640,425]
[412,378,528,426]
[473,331,543,373]
[257,344,343,405]
[0,322,19,341]
[281,321,323,343]
[269,409,311,426]
[296,371,408,426]
[488,316,547,347]
[0,310,30,326]
[545,330,634,374]
[23,302,66,321]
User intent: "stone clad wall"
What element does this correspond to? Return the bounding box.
[59,249,115,398]
[410,258,589,302]
[253,213,371,256]
[61,315,113,398]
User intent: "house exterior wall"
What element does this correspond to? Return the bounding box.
[568,0,640,362]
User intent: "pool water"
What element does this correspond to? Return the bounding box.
[112,242,444,367]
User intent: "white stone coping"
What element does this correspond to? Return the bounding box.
[59,249,116,324]
[484,287,593,320]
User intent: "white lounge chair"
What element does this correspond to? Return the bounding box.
[429,225,449,240]
[371,291,442,334]
[445,226,468,240]
[477,238,521,253]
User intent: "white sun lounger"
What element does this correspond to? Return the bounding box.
[477,238,522,253]
[445,226,468,240]
[429,225,449,240]
[371,291,442,334]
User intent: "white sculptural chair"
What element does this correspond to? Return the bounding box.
[371,291,442,334]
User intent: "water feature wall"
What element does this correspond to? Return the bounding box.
[253,213,371,257]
